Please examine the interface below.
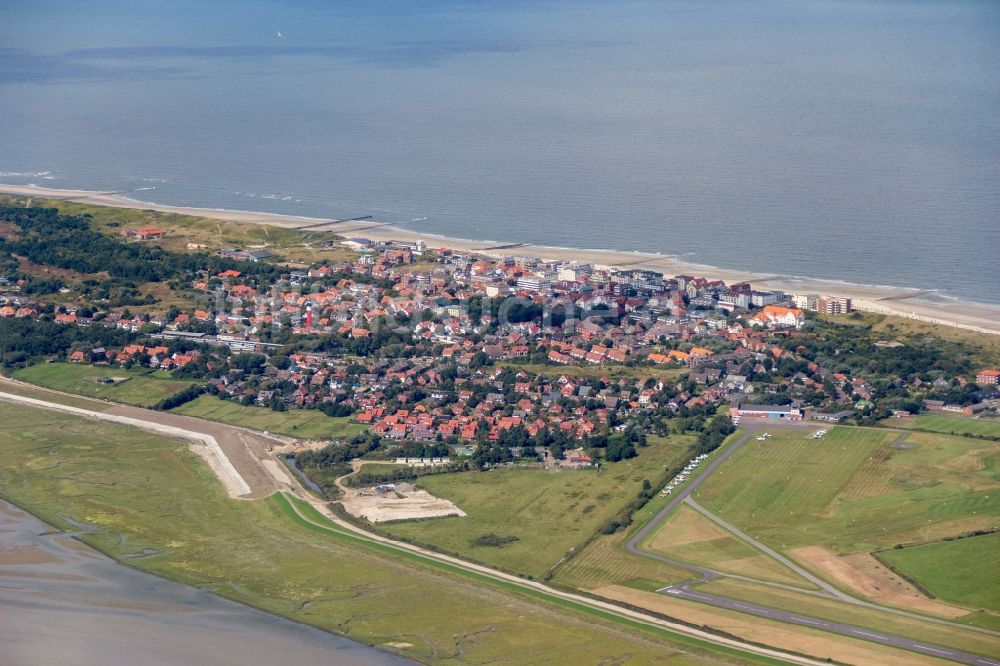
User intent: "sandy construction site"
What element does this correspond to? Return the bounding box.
[335,463,466,523]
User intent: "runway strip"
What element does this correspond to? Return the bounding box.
[658,584,999,666]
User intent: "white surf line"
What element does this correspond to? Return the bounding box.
[0,391,252,497]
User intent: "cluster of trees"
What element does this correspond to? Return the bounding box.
[346,460,469,488]
[694,415,736,456]
[397,441,450,458]
[153,384,206,411]
[0,206,280,284]
[297,432,384,471]
[0,318,136,368]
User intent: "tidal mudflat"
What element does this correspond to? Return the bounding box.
[0,500,411,666]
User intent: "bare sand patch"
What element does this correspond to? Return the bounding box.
[336,463,465,523]
[790,546,967,618]
[593,585,951,666]
[341,488,466,523]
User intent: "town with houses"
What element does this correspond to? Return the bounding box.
[2,230,998,462]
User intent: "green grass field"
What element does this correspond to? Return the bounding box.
[381,435,695,579]
[903,414,1000,438]
[13,362,196,408]
[553,527,695,591]
[645,504,812,587]
[695,426,1000,554]
[0,377,115,411]
[171,394,367,439]
[879,533,1000,612]
[0,400,759,666]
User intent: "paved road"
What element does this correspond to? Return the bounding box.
[659,583,999,666]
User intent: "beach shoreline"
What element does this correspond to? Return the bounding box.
[2,182,998,334]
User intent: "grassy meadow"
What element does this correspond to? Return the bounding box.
[171,394,367,440]
[381,435,696,579]
[694,426,1000,554]
[645,504,812,587]
[903,414,1000,438]
[0,400,762,666]
[13,362,195,408]
[879,532,1000,612]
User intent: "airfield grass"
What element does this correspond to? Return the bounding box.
[694,426,1000,554]
[13,362,195,408]
[0,401,760,666]
[697,578,1000,659]
[380,435,695,579]
[646,504,812,588]
[903,414,1000,438]
[553,432,745,592]
[879,532,1000,612]
[553,527,694,591]
[170,394,367,440]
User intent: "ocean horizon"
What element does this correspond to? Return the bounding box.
[1,0,998,303]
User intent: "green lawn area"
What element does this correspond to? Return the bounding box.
[170,394,367,440]
[695,426,1000,554]
[645,504,812,588]
[879,532,1000,612]
[0,376,115,411]
[381,435,695,579]
[904,414,1000,438]
[13,362,196,408]
[0,400,756,666]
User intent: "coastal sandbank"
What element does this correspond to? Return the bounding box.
[2,183,998,334]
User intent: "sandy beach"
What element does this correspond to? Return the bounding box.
[2,183,998,334]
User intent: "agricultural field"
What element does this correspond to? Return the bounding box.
[902,414,1000,438]
[0,401,757,666]
[644,504,812,587]
[695,426,1000,555]
[171,394,366,440]
[879,532,1000,613]
[381,435,696,579]
[13,362,195,408]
